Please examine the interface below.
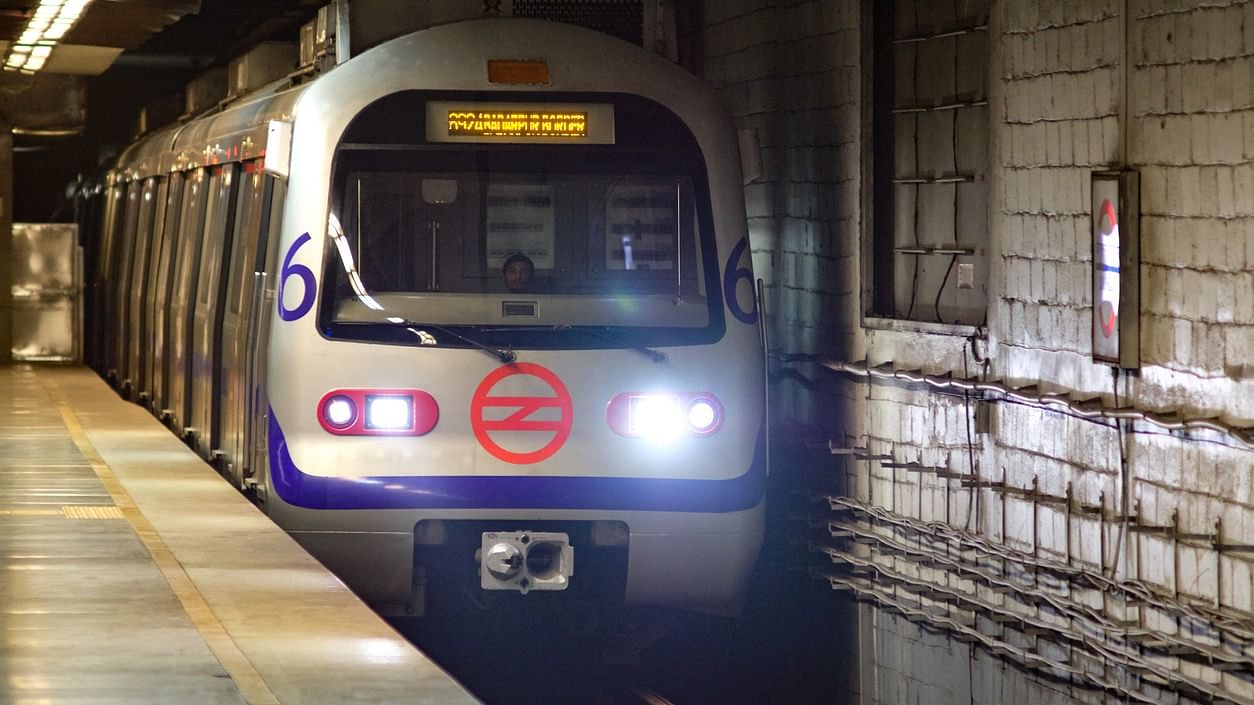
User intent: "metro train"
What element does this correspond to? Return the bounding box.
[86,12,765,618]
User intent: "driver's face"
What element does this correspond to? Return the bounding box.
[504,262,532,293]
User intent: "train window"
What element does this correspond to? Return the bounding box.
[97,184,126,284]
[113,181,144,365]
[322,90,723,348]
[226,162,266,315]
[129,179,159,307]
[195,165,238,308]
[172,169,210,314]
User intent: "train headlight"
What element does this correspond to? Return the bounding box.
[605,392,723,439]
[365,395,412,430]
[322,395,357,429]
[629,395,683,444]
[687,397,719,433]
[317,389,439,436]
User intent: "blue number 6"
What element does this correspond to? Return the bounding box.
[278,232,316,322]
[723,237,757,325]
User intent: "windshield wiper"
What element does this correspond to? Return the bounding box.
[395,321,516,363]
[555,325,667,364]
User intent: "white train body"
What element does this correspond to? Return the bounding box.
[92,18,764,616]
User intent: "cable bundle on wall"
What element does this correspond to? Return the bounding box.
[776,354,1254,450]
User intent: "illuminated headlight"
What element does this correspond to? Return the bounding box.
[629,394,684,443]
[687,398,718,433]
[322,395,356,428]
[366,395,413,430]
[317,389,439,436]
[606,392,724,439]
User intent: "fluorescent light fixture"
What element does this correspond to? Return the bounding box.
[44,23,72,40]
[2,0,95,74]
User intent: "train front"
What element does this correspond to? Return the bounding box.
[265,19,765,617]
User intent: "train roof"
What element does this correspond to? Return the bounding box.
[110,18,733,184]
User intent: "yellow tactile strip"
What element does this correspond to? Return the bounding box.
[40,376,281,705]
[0,506,124,518]
[61,505,126,519]
[0,504,125,516]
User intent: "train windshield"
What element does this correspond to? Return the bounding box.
[322,91,725,349]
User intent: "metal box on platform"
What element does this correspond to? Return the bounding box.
[11,223,81,362]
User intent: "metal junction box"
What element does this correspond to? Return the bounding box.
[11,223,81,362]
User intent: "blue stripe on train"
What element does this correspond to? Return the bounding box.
[268,409,765,512]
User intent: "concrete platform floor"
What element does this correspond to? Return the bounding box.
[0,363,479,705]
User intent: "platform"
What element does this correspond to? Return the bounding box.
[0,363,480,705]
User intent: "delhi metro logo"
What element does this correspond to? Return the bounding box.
[471,363,573,464]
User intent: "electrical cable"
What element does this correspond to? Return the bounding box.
[826,494,1254,640]
[961,340,979,530]
[1107,368,1128,581]
[777,355,1254,450]
[824,518,1252,660]
[933,253,958,323]
[904,28,922,320]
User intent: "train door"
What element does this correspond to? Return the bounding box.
[77,179,102,370]
[189,164,239,458]
[219,160,266,487]
[95,182,127,377]
[123,177,159,399]
[111,180,142,393]
[165,168,209,435]
[245,178,286,494]
[149,174,184,416]
[88,180,123,372]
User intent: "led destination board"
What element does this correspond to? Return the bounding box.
[449,110,587,138]
[427,101,615,144]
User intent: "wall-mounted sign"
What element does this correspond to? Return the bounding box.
[1091,171,1140,368]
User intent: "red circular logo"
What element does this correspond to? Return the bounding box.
[471,362,573,464]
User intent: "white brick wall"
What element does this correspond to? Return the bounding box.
[701,0,861,427]
[699,1,1253,704]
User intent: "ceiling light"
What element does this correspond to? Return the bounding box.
[2,0,94,74]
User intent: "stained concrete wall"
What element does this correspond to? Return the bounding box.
[697,1,1253,704]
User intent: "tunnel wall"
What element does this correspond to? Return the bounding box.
[696,1,1253,704]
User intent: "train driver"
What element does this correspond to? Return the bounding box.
[502,253,534,294]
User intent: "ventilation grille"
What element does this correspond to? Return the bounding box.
[510,0,644,46]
